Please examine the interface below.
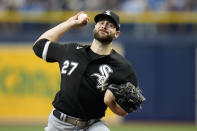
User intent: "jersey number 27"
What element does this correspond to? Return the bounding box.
[61,60,78,75]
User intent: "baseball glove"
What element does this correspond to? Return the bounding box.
[108,82,146,113]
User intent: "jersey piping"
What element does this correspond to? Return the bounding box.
[42,41,51,60]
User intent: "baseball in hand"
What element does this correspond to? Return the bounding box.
[78,13,88,21]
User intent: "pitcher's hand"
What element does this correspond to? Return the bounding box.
[67,12,90,28]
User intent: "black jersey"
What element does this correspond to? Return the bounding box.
[33,38,138,119]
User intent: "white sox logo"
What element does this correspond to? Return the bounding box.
[105,10,111,16]
[91,64,113,91]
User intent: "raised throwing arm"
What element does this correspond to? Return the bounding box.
[35,12,89,43]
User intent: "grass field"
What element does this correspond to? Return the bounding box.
[0,123,197,131]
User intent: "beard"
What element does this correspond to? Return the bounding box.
[93,29,114,44]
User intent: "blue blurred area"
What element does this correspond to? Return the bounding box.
[124,40,195,121]
[0,23,196,42]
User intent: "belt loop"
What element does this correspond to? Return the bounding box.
[60,112,67,122]
[60,113,64,121]
[62,113,66,122]
[76,120,80,126]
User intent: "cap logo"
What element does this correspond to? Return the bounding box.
[105,10,111,16]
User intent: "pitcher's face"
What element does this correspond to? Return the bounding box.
[93,20,120,44]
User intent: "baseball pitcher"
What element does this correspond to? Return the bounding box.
[33,10,145,131]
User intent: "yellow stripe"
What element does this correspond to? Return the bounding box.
[1,11,197,24]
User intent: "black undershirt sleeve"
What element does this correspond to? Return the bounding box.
[33,38,65,62]
[33,38,48,58]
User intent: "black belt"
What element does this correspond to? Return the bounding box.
[53,109,98,128]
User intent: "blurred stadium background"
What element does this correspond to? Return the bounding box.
[1,0,197,131]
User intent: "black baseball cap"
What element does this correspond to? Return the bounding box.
[94,10,120,30]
